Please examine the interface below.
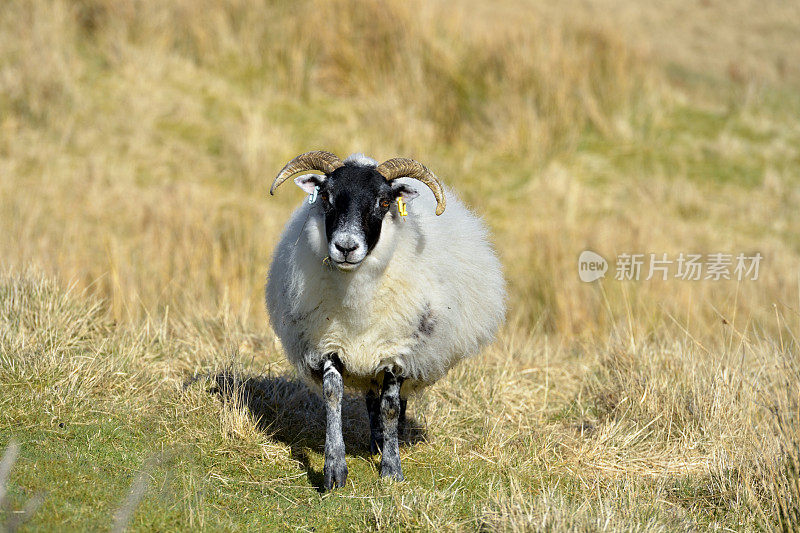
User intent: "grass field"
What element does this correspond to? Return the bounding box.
[2,0,800,530]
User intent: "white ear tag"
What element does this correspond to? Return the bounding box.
[308,185,319,204]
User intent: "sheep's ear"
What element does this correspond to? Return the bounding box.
[294,173,326,195]
[391,182,420,202]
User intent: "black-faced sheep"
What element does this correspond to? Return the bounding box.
[266,151,505,490]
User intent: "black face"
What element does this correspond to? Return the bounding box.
[318,164,398,269]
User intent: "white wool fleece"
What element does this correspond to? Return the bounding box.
[265,177,506,393]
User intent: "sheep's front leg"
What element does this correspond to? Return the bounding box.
[322,356,347,490]
[379,369,405,481]
[368,390,407,454]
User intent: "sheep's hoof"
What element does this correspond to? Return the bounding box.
[379,461,404,481]
[323,460,348,491]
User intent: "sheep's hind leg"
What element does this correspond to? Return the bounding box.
[322,355,347,490]
[366,388,383,454]
[399,397,407,440]
[379,369,405,481]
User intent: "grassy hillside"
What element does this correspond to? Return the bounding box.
[1,0,799,530]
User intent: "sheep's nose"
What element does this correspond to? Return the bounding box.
[335,242,358,254]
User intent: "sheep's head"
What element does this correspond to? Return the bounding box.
[270,151,445,271]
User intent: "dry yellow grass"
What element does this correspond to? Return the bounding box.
[1,0,799,530]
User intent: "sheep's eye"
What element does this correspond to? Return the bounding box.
[321,192,330,204]
[380,199,390,209]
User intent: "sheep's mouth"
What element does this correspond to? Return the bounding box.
[333,259,362,271]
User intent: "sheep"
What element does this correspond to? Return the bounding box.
[266,151,505,490]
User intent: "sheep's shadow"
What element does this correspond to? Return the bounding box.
[205,369,426,491]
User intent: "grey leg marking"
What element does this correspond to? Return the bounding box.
[380,369,404,481]
[366,389,382,455]
[322,356,347,490]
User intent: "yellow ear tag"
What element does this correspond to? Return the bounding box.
[396,197,408,217]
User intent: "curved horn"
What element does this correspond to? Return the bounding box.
[270,151,344,195]
[376,158,446,215]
